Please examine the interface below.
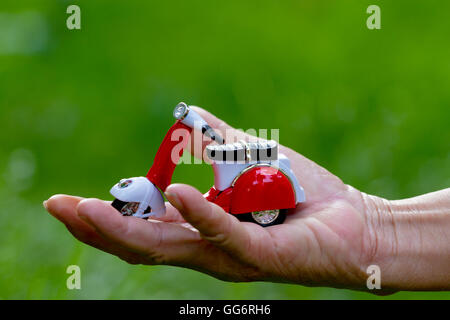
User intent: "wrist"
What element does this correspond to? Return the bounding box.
[361,194,399,291]
[364,190,450,291]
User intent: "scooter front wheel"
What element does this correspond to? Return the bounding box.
[111,199,151,217]
[235,209,287,227]
[111,199,135,216]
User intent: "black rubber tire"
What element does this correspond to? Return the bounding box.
[111,199,151,216]
[111,198,128,214]
[235,209,287,227]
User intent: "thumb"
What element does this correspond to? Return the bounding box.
[165,183,253,261]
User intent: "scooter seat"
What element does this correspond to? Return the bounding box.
[206,140,278,162]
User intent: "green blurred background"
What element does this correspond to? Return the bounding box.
[0,0,449,299]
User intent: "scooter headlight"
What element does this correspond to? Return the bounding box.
[173,102,189,120]
[118,179,133,189]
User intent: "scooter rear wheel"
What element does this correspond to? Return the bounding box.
[235,209,287,227]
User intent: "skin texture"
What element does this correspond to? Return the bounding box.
[44,107,450,294]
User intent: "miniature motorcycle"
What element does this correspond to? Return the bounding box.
[110,102,305,227]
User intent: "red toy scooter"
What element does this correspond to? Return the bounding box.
[110,102,305,226]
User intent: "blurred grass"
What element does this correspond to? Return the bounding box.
[0,0,449,299]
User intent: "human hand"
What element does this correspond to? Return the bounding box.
[44,107,450,293]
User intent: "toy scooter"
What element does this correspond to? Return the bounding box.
[110,102,305,227]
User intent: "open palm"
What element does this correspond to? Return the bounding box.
[45,107,384,291]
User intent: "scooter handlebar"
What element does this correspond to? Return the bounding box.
[173,102,224,144]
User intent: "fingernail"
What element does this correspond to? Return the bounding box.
[43,200,48,210]
[165,192,183,210]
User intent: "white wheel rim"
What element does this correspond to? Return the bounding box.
[251,209,280,225]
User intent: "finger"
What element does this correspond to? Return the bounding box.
[45,194,84,225]
[155,202,186,223]
[45,195,144,263]
[191,106,231,132]
[47,195,264,280]
[76,198,205,266]
[165,183,258,263]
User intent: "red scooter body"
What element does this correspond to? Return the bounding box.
[110,102,305,226]
[205,165,297,214]
[145,121,297,216]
